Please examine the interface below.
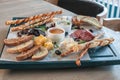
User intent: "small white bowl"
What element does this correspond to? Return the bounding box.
[55,20,72,33]
[47,27,65,43]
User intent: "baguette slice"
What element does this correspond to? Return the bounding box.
[7,40,34,54]
[4,35,33,46]
[32,47,48,60]
[76,15,87,20]
[73,15,102,29]
[82,16,102,29]
[16,46,40,61]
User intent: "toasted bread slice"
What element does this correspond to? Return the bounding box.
[82,16,102,29]
[76,15,87,21]
[16,46,40,61]
[32,47,48,60]
[7,40,34,54]
[4,35,33,46]
[72,15,102,29]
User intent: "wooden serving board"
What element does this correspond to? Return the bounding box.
[0,17,120,69]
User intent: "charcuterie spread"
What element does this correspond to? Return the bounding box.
[3,10,114,66]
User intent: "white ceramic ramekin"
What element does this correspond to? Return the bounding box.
[47,27,65,43]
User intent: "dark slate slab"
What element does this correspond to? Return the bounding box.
[88,46,114,58]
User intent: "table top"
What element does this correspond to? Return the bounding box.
[0,0,120,80]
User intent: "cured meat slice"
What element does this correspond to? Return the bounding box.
[70,30,95,41]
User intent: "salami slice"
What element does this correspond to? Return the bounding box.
[70,30,95,41]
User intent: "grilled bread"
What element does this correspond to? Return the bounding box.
[32,47,48,60]
[16,46,40,61]
[81,16,102,29]
[72,15,102,29]
[7,40,34,54]
[4,35,33,46]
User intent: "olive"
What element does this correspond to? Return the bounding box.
[89,29,93,33]
[65,32,68,36]
[20,30,24,34]
[51,23,55,27]
[21,29,29,34]
[28,29,34,35]
[33,30,40,36]
[55,50,61,55]
[53,42,57,44]
[39,30,46,36]
[17,32,22,37]
[27,28,46,36]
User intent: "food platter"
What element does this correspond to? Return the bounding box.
[0,10,120,69]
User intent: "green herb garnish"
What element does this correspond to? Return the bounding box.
[78,40,86,44]
[53,42,59,48]
[37,25,46,32]
[72,26,78,30]
[67,22,70,25]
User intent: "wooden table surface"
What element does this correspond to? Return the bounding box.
[0,0,120,80]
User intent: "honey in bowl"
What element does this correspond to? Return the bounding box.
[47,27,65,42]
[50,28,64,34]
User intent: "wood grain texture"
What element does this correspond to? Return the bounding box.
[0,0,120,80]
[103,18,120,31]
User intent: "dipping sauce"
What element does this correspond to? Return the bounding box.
[50,28,64,34]
[47,27,65,42]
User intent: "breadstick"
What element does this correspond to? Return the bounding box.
[61,38,114,57]
[75,34,104,66]
[94,33,104,40]
[76,48,88,66]
[75,43,90,66]
[73,38,114,53]
[11,17,50,31]
[29,16,53,28]
[11,14,54,31]
[75,33,105,65]
[11,15,54,31]
[6,10,62,25]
